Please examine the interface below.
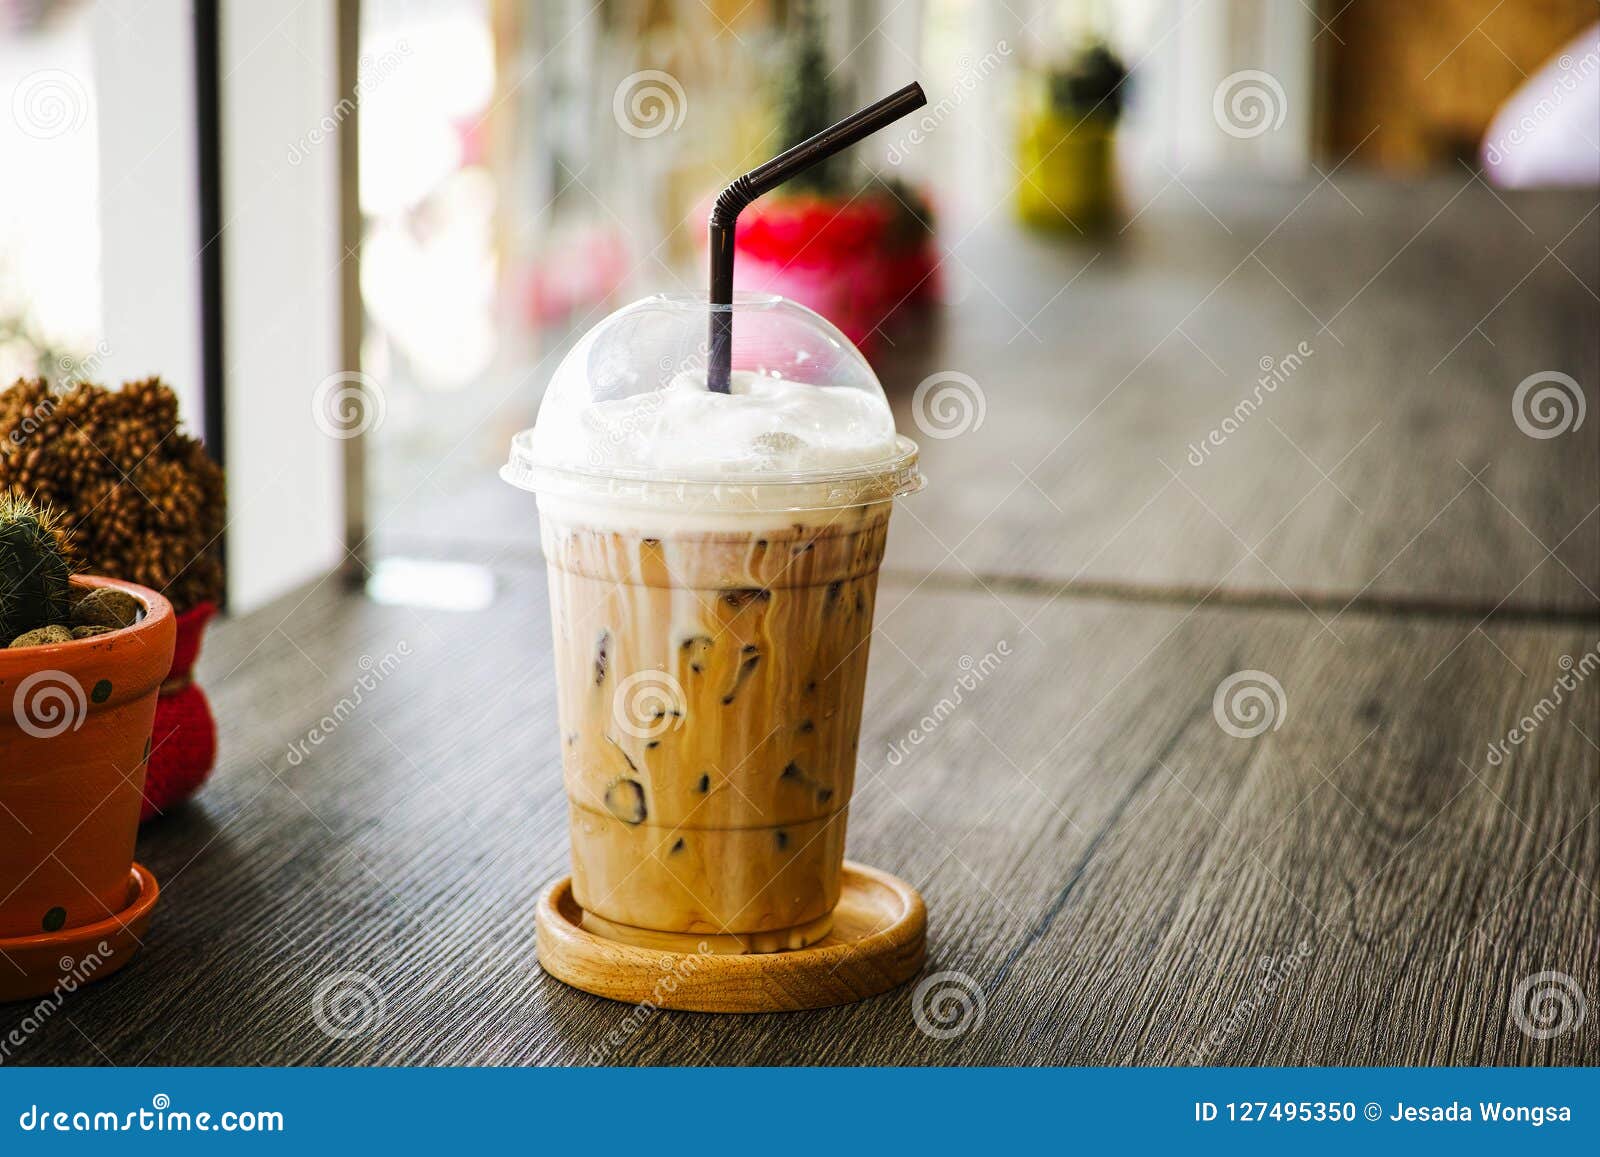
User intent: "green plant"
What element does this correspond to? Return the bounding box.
[776,0,848,195]
[1046,41,1129,121]
[0,496,73,641]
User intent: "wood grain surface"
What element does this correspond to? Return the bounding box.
[6,556,1595,1065]
[378,177,1599,616]
[883,177,1598,614]
[7,176,1596,1067]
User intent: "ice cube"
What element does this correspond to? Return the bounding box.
[751,431,805,457]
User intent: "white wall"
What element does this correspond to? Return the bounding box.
[0,5,100,371]
[1122,0,1316,179]
[218,0,345,611]
[92,0,204,420]
[991,0,1317,182]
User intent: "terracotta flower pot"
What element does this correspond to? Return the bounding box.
[0,576,174,943]
[141,601,218,820]
[729,192,940,357]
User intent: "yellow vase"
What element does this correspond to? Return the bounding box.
[1015,102,1117,231]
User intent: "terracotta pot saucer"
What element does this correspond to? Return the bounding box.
[0,862,159,1004]
[536,861,926,1013]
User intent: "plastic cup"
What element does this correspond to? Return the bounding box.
[504,294,922,953]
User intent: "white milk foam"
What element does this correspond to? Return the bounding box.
[530,369,900,478]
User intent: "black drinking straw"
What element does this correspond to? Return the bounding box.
[706,82,927,393]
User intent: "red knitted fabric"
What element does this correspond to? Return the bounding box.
[731,195,940,356]
[140,602,218,821]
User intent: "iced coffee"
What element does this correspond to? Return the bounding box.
[504,295,922,953]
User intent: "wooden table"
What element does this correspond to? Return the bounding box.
[12,176,1597,1065]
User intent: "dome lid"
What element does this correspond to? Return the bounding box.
[502,293,922,511]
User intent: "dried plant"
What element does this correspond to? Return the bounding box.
[0,378,224,611]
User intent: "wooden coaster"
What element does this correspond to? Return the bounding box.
[536,861,926,1012]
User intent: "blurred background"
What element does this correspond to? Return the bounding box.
[0,0,1595,611]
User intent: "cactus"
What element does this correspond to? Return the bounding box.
[0,496,74,641]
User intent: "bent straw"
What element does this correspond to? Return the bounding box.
[706,82,927,393]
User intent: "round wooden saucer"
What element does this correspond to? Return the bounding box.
[536,861,926,1012]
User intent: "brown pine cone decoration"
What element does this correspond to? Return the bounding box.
[0,377,225,611]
